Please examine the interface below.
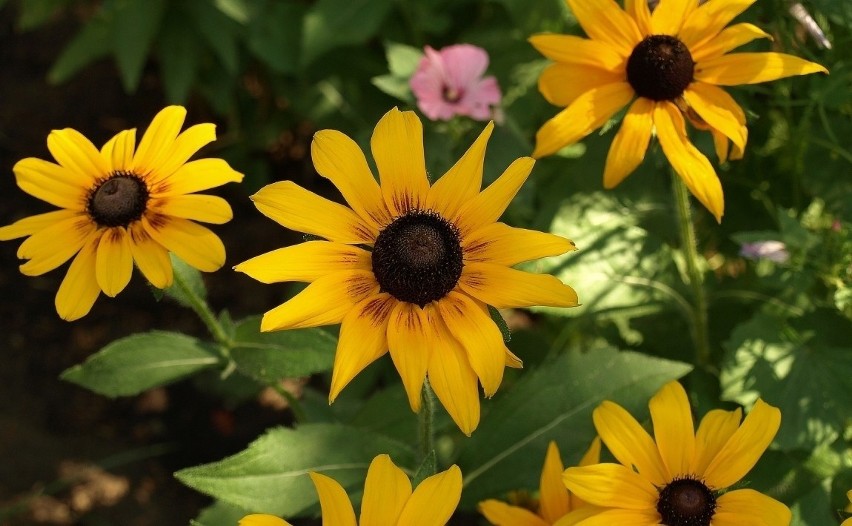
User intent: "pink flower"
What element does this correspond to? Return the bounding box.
[410,44,502,122]
[740,240,790,263]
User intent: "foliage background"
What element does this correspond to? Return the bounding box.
[0,0,849,524]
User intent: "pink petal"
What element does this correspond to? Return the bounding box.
[440,44,490,91]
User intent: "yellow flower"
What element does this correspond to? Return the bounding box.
[239,454,462,526]
[235,107,578,435]
[563,381,790,526]
[843,489,852,526]
[530,0,828,222]
[479,438,601,525]
[0,106,243,320]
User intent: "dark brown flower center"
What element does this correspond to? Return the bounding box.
[88,172,149,227]
[371,210,463,307]
[626,35,694,101]
[656,477,717,526]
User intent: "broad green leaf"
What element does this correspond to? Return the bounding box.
[112,0,166,92]
[157,14,201,103]
[214,0,249,23]
[230,316,337,381]
[175,423,415,516]
[48,12,112,85]
[191,500,249,526]
[721,311,852,449]
[61,332,221,397]
[187,0,240,74]
[371,74,413,102]
[247,1,305,74]
[163,253,207,308]
[301,0,393,66]
[457,347,691,506]
[384,41,422,78]
[16,0,65,30]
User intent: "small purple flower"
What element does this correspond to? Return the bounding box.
[409,44,502,122]
[740,240,790,263]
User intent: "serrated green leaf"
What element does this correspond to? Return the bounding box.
[247,0,305,74]
[175,423,415,516]
[489,305,511,344]
[61,332,221,397]
[47,11,112,85]
[301,0,393,66]
[457,347,691,506]
[112,0,166,92]
[192,500,249,526]
[230,316,337,381]
[163,253,207,308]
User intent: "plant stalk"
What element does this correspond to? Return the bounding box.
[172,272,230,346]
[419,379,436,463]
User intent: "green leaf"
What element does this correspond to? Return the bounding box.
[187,0,241,74]
[61,332,221,397]
[191,500,249,526]
[47,11,112,85]
[214,0,249,23]
[230,316,337,382]
[247,0,305,74]
[489,305,511,344]
[384,41,422,78]
[163,253,207,308]
[301,0,393,66]
[457,347,691,506]
[112,0,167,92]
[16,0,65,30]
[411,450,436,487]
[721,311,852,449]
[157,14,201,103]
[175,423,414,516]
[371,74,413,102]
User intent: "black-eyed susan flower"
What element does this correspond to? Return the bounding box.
[564,381,789,526]
[0,106,243,320]
[479,438,601,526]
[239,454,462,526]
[235,107,578,435]
[530,0,828,221]
[843,490,852,526]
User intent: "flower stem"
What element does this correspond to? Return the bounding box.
[171,271,231,347]
[271,382,308,423]
[671,174,712,368]
[419,379,436,463]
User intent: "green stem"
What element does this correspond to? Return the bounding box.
[419,379,436,462]
[271,382,309,423]
[172,271,230,346]
[671,175,712,368]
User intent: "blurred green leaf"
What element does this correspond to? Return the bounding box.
[301,0,393,67]
[215,0,249,23]
[371,74,413,102]
[230,316,337,381]
[15,0,65,30]
[457,347,691,507]
[175,423,414,516]
[47,11,112,85]
[112,0,166,91]
[187,0,241,74]
[61,332,221,397]
[247,0,305,74]
[163,253,207,308]
[157,13,202,103]
[385,41,422,77]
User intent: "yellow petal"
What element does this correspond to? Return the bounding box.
[649,381,694,480]
[539,442,570,523]
[651,0,698,36]
[571,436,603,509]
[427,122,493,222]
[711,127,731,163]
[47,128,107,184]
[478,500,550,526]
[427,316,481,435]
[329,294,395,402]
[532,82,634,159]
[714,489,791,526]
[455,157,535,237]
[132,105,187,176]
[679,0,756,49]
[559,507,659,525]
[538,63,625,107]
[308,472,357,526]
[702,399,780,489]
[397,465,462,526]
[459,262,579,309]
[359,454,412,526]
[603,97,655,189]
[694,52,828,86]
[463,222,575,267]
[691,23,772,62]
[149,123,217,183]
[259,270,379,332]
[142,215,225,272]
[235,241,371,284]
[690,408,742,475]
[128,221,173,289]
[386,302,432,412]
[565,0,642,56]
[370,108,429,216]
[311,129,391,229]
[653,101,724,222]
[0,209,79,241]
[593,400,668,486]
[55,232,102,321]
[251,181,375,244]
[153,194,233,225]
[152,158,244,196]
[562,463,657,509]
[683,83,746,151]
[17,215,94,276]
[13,158,89,210]
[95,227,133,297]
[625,0,652,35]
[528,34,626,71]
[238,514,293,526]
[100,129,137,172]
[435,292,506,397]
[504,347,523,369]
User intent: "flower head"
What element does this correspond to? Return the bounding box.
[842,490,852,526]
[235,108,578,434]
[479,438,601,525]
[530,0,828,222]
[410,44,502,122]
[239,454,462,526]
[739,240,789,263]
[0,106,243,320]
[564,381,790,526]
